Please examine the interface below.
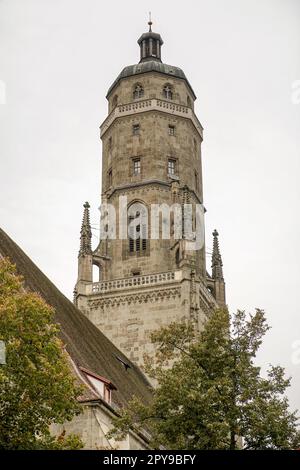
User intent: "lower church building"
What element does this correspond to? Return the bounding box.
[0,228,151,449]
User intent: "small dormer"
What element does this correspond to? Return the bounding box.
[80,366,116,404]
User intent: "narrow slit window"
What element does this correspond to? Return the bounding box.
[195,171,199,191]
[108,168,112,187]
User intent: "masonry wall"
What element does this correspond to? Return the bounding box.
[102,111,202,197]
[75,64,216,370]
[97,71,205,282]
[51,403,148,450]
[98,184,205,280]
[76,271,216,368]
[107,72,195,112]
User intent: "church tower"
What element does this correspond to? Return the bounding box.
[74,22,226,367]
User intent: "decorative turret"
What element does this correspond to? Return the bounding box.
[79,202,92,256]
[211,229,226,306]
[77,202,93,285]
[212,229,224,280]
[138,16,163,63]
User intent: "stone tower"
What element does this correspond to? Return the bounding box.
[74,22,226,367]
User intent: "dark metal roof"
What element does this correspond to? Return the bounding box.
[137,31,163,45]
[0,228,152,408]
[106,60,196,99]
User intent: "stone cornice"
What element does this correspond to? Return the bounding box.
[104,179,203,205]
[88,287,182,309]
[100,98,203,139]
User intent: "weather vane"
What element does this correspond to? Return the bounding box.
[148,11,153,32]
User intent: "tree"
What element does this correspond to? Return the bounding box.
[110,308,300,450]
[0,258,83,449]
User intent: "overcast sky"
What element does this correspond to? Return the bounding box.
[0,0,300,410]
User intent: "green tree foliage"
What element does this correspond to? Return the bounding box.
[0,258,83,449]
[110,308,300,450]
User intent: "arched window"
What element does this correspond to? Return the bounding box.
[194,171,199,192]
[163,84,173,100]
[133,84,144,100]
[128,202,148,254]
[92,264,101,282]
[112,95,118,109]
[207,285,215,296]
[175,248,180,266]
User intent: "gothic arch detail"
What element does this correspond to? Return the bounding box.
[133,83,144,100]
[88,287,182,309]
[163,83,173,100]
[127,200,148,254]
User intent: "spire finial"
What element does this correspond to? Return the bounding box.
[79,201,92,256]
[148,11,152,32]
[138,15,163,63]
[212,229,224,281]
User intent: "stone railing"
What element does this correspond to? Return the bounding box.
[100,98,203,138]
[118,100,153,113]
[155,99,189,115]
[88,270,182,295]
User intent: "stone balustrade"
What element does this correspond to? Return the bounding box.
[88,270,182,295]
[100,98,203,138]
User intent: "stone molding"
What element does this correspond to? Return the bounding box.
[88,286,182,309]
[100,98,203,138]
[105,180,203,205]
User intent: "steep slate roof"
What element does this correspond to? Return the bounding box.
[0,228,152,408]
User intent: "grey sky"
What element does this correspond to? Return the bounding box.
[1,0,300,410]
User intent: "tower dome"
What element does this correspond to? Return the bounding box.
[106,21,196,99]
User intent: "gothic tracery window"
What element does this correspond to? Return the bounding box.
[128,204,148,254]
[163,84,173,100]
[133,84,144,100]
